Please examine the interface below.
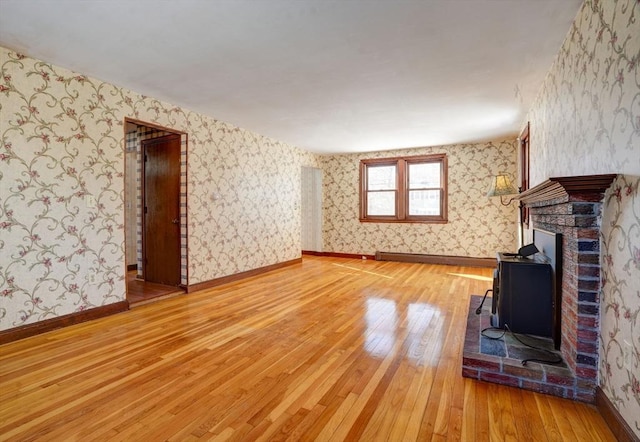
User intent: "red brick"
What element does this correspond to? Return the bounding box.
[563,353,578,373]
[570,203,596,215]
[462,367,479,379]
[576,340,598,353]
[531,198,608,385]
[503,363,544,380]
[564,317,577,334]
[578,265,600,278]
[563,328,577,339]
[464,341,479,354]
[564,291,577,306]
[577,240,599,252]
[480,372,519,387]
[575,366,598,380]
[577,253,600,265]
[577,279,599,291]
[462,356,500,371]
[562,336,576,353]
[577,329,598,341]
[577,378,597,391]
[576,228,599,239]
[546,372,576,386]
[575,389,596,403]
[564,272,578,287]
[577,353,597,367]
[521,380,568,397]
[575,216,599,227]
[578,291,598,303]
[577,302,599,315]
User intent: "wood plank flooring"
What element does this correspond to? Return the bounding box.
[0,257,615,441]
[126,271,185,306]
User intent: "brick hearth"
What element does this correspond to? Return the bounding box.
[463,174,617,402]
[463,295,580,399]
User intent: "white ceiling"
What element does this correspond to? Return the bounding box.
[0,0,582,154]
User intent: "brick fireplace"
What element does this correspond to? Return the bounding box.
[463,174,617,402]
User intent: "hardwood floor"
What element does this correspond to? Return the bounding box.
[127,271,185,306]
[0,257,615,441]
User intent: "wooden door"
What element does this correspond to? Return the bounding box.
[142,134,181,286]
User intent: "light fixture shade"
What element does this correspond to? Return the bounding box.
[487,173,518,197]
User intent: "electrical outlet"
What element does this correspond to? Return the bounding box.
[85,195,96,208]
[623,340,632,372]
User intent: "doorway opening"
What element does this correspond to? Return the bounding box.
[301,166,323,253]
[124,119,188,305]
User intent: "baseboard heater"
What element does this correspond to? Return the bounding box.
[375,251,496,268]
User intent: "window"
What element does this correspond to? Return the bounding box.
[359,153,448,223]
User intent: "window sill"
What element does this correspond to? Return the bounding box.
[359,218,448,224]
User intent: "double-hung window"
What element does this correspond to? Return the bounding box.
[359,153,447,223]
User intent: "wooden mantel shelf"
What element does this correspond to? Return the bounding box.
[517,174,617,205]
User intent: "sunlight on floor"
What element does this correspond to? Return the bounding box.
[447,272,493,282]
[331,262,394,279]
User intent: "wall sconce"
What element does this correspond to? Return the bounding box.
[487,173,519,205]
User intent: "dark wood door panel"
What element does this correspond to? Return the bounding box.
[142,134,181,286]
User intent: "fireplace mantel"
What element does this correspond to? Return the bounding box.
[464,173,619,402]
[517,174,617,205]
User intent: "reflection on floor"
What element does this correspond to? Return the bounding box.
[126,271,184,307]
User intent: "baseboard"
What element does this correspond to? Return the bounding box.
[375,251,496,268]
[596,386,639,442]
[302,251,376,260]
[301,250,324,256]
[0,300,129,345]
[186,258,302,293]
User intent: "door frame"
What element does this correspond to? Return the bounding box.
[301,166,323,253]
[142,133,182,286]
[123,117,188,292]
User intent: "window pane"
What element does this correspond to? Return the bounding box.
[408,190,440,216]
[368,191,396,216]
[409,163,440,189]
[367,165,396,190]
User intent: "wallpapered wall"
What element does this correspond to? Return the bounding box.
[525,0,639,435]
[0,46,318,331]
[320,140,518,258]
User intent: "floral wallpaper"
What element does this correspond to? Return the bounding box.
[525,0,639,435]
[320,140,518,258]
[0,46,318,331]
